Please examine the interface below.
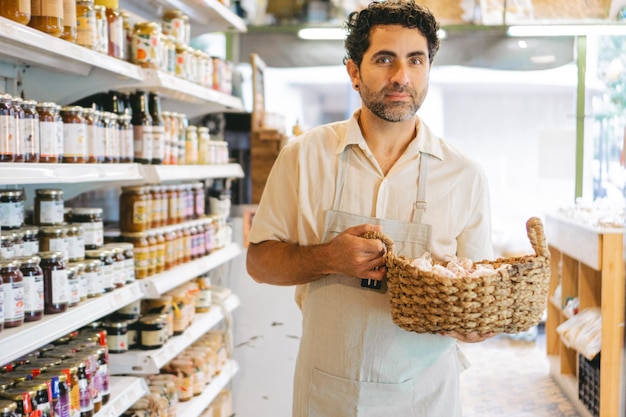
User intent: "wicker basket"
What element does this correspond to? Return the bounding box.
[364,217,550,335]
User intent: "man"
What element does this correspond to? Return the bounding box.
[246,1,494,415]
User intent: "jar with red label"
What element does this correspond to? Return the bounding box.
[18,255,44,322]
[1,260,24,328]
[40,251,69,315]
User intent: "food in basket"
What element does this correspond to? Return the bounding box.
[410,253,512,279]
[364,217,550,335]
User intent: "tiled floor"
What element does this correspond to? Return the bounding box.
[459,327,581,417]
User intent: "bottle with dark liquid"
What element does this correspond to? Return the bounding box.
[130,90,153,164]
[148,92,164,165]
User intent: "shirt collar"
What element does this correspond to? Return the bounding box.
[337,109,444,161]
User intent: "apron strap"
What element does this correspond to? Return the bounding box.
[332,148,352,211]
[411,153,429,224]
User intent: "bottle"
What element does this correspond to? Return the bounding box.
[148,92,164,165]
[94,0,124,59]
[130,90,152,164]
[61,0,77,42]
[28,0,63,37]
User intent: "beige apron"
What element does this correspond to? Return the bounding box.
[293,147,463,417]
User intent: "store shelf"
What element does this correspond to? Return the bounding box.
[0,282,143,367]
[140,163,245,183]
[177,360,239,417]
[120,0,247,35]
[142,243,242,298]
[547,355,595,417]
[96,376,150,417]
[109,293,240,374]
[0,163,144,186]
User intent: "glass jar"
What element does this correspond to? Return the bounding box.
[1,260,24,328]
[195,274,212,313]
[94,4,107,55]
[0,400,17,417]
[15,380,51,416]
[37,102,61,163]
[85,249,114,293]
[161,9,188,45]
[0,94,15,162]
[131,21,161,69]
[197,127,210,165]
[60,106,87,163]
[40,251,68,314]
[66,224,85,262]
[18,255,44,322]
[47,371,70,417]
[0,387,37,416]
[120,232,148,279]
[72,208,103,249]
[0,188,24,230]
[0,234,13,260]
[28,0,63,37]
[21,226,39,256]
[84,108,99,163]
[34,189,64,226]
[76,0,97,50]
[153,231,165,274]
[119,186,148,233]
[66,263,80,307]
[94,0,124,59]
[61,0,77,42]
[83,258,102,298]
[145,232,157,277]
[102,319,128,353]
[101,244,124,288]
[0,0,31,24]
[22,99,40,162]
[116,242,134,283]
[76,359,94,417]
[138,314,166,350]
[185,125,198,165]
[69,261,87,302]
[39,226,68,260]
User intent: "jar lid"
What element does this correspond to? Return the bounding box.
[72,207,103,215]
[85,249,111,257]
[67,261,85,272]
[0,188,24,197]
[60,106,83,113]
[16,255,41,266]
[16,380,49,391]
[0,388,36,401]
[38,251,64,261]
[102,319,128,329]
[94,0,118,8]
[140,314,165,326]
[11,96,23,104]
[40,226,65,235]
[35,188,63,196]
[0,260,21,269]
[23,99,37,106]
[36,102,57,109]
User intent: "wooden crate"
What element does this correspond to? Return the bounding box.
[251,128,287,204]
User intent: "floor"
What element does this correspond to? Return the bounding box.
[459,326,581,417]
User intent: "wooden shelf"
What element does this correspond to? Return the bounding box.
[544,212,624,417]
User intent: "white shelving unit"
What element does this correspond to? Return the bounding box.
[0,281,144,366]
[96,377,150,417]
[108,293,240,374]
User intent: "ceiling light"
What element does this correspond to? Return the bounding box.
[517,40,528,48]
[298,28,346,40]
[507,24,626,37]
[437,29,447,39]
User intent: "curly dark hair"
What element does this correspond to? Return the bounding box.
[343,0,440,68]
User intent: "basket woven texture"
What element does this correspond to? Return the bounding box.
[364,217,550,335]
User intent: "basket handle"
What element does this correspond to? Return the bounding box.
[526,217,549,258]
[362,231,395,256]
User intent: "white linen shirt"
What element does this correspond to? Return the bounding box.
[248,109,493,270]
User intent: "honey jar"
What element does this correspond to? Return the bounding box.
[0,0,31,24]
[28,0,63,37]
[76,0,97,50]
[119,186,148,233]
[61,0,77,42]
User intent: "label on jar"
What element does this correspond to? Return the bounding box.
[0,243,14,260]
[24,272,44,313]
[134,246,149,274]
[69,378,80,417]
[152,125,165,161]
[195,289,212,309]
[0,114,16,157]
[69,276,80,305]
[3,280,25,321]
[0,199,24,228]
[63,0,77,25]
[40,121,60,158]
[77,9,97,48]
[132,31,158,67]
[36,401,52,417]
[89,121,104,159]
[24,117,40,155]
[24,239,39,257]
[102,263,114,290]
[163,17,185,44]
[53,379,70,417]
[141,328,165,348]
[51,268,69,304]
[133,125,153,161]
[112,261,124,286]
[79,272,88,300]
[32,0,63,18]
[82,221,103,247]
[63,123,87,157]
[85,270,101,296]
[39,200,64,225]
[47,236,67,259]
[107,333,128,352]
[131,200,147,225]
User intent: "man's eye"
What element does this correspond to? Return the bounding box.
[376,56,391,64]
[409,57,423,65]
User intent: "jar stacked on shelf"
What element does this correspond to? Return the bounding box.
[0,2,234,94]
[0,92,230,165]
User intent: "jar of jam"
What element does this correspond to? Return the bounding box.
[0,189,25,230]
[40,251,69,314]
[1,260,24,328]
[60,106,87,163]
[72,208,103,249]
[101,244,124,288]
[0,400,17,417]
[22,226,40,256]
[37,102,60,163]
[131,22,161,69]
[85,249,114,293]
[18,255,44,322]
[115,298,140,320]
[0,234,14,260]
[0,387,37,416]
[15,380,51,416]
[0,0,31,25]
[138,314,166,350]
[83,258,102,298]
[119,186,148,233]
[66,264,80,308]
[28,0,63,36]
[76,0,98,50]
[0,94,16,162]
[22,99,40,162]
[185,126,198,165]
[195,274,212,313]
[34,189,64,226]
[39,226,68,260]
[102,319,128,353]
[101,112,117,164]
[45,371,70,417]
